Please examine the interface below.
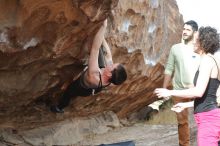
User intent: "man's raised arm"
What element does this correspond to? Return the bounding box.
[102,38,113,66]
[87,20,107,78]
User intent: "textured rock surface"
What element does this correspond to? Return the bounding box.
[0,111,120,146]
[0,0,184,145]
[0,109,197,146]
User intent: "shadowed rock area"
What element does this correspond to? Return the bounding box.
[0,0,185,145]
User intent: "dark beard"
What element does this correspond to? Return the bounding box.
[183,35,193,44]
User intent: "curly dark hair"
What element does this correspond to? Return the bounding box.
[198,26,220,54]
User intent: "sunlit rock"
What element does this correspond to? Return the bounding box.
[0,0,183,145]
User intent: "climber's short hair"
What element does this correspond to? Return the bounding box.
[110,64,127,85]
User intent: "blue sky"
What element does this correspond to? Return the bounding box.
[176,0,220,31]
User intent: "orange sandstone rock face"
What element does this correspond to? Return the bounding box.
[0,0,183,129]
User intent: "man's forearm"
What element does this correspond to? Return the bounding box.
[102,38,113,65]
[163,74,172,88]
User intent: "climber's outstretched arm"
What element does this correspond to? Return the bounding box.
[102,38,113,65]
[86,20,107,83]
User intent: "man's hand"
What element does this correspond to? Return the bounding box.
[171,102,188,113]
